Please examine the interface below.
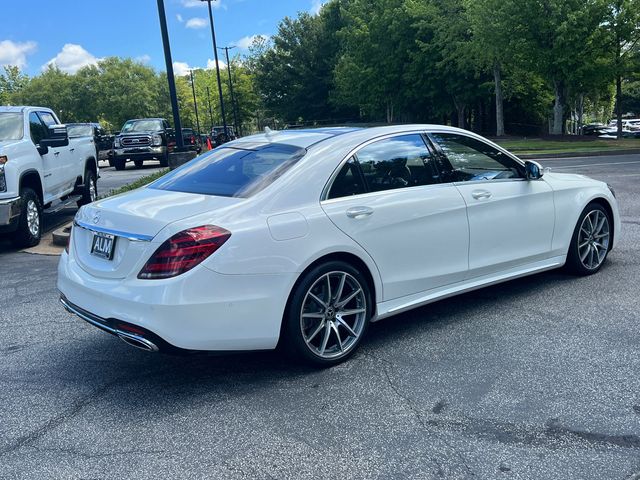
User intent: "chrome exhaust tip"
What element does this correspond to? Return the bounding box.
[117,331,159,352]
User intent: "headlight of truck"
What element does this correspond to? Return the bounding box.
[114,137,121,148]
[0,157,7,192]
[152,134,163,146]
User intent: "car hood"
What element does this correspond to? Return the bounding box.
[77,187,243,239]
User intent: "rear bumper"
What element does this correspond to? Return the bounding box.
[0,196,21,228]
[57,251,295,352]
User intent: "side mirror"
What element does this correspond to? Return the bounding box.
[525,160,543,180]
[40,124,69,149]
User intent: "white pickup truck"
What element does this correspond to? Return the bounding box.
[0,106,99,247]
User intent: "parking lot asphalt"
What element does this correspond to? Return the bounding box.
[0,154,639,479]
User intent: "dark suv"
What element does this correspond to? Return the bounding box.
[112,118,174,170]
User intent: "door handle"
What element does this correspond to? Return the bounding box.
[346,206,374,219]
[69,148,75,152]
[471,190,492,200]
[54,151,60,156]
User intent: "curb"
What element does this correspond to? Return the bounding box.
[52,222,73,247]
[519,149,640,160]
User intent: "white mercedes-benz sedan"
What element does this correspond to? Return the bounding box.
[58,125,620,366]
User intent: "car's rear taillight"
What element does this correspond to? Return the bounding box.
[138,225,231,280]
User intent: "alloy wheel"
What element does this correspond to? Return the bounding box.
[578,209,610,270]
[300,271,367,359]
[89,177,97,202]
[26,199,39,237]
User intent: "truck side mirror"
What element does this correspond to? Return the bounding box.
[40,124,69,149]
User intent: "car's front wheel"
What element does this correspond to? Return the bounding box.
[282,261,372,367]
[12,188,41,248]
[113,157,126,171]
[566,202,612,275]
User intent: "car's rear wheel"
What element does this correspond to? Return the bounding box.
[566,203,611,275]
[77,169,97,207]
[283,261,372,367]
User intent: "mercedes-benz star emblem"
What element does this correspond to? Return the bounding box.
[93,212,101,224]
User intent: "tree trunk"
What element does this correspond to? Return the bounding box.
[577,93,584,135]
[453,99,466,129]
[493,60,505,136]
[551,80,564,135]
[386,100,394,124]
[616,74,623,139]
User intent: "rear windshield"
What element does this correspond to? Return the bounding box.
[122,119,163,133]
[67,124,93,137]
[0,113,24,141]
[149,144,306,198]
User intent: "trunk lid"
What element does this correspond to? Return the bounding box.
[72,187,242,279]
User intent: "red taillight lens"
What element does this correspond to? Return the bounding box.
[138,225,231,280]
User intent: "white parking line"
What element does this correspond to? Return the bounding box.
[550,160,640,169]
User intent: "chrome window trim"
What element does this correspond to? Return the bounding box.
[73,219,154,242]
[321,181,454,205]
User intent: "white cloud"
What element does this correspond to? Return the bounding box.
[310,0,323,15]
[0,40,37,68]
[44,43,99,73]
[135,54,151,64]
[185,17,208,29]
[173,59,226,76]
[172,61,191,76]
[181,0,222,8]
[206,58,226,70]
[176,13,184,22]
[233,34,269,50]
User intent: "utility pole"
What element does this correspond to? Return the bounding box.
[219,46,240,137]
[202,0,228,140]
[189,69,201,139]
[156,0,184,149]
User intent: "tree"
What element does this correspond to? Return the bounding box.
[0,66,29,105]
[599,0,640,137]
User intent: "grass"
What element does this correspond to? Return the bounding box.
[100,168,169,199]
[493,137,640,155]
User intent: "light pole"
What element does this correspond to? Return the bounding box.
[201,0,228,140]
[189,69,201,140]
[156,0,184,149]
[219,46,240,137]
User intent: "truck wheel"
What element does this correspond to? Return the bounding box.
[134,159,144,169]
[159,152,169,168]
[12,188,42,248]
[114,157,126,171]
[108,158,115,168]
[78,169,97,207]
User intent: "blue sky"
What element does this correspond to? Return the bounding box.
[0,0,322,76]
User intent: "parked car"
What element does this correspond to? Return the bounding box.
[0,106,99,247]
[181,128,201,153]
[112,118,174,170]
[211,125,236,146]
[582,123,608,136]
[66,122,113,165]
[58,125,619,366]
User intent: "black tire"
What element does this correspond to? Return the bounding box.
[282,260,373,367]
[159,151,169,168]
[11,188,42,248]
[108,158,114,168]
[566,202,612,276]
[114,157,126,171]
[134,159,144,169]
[77,169,97,207]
